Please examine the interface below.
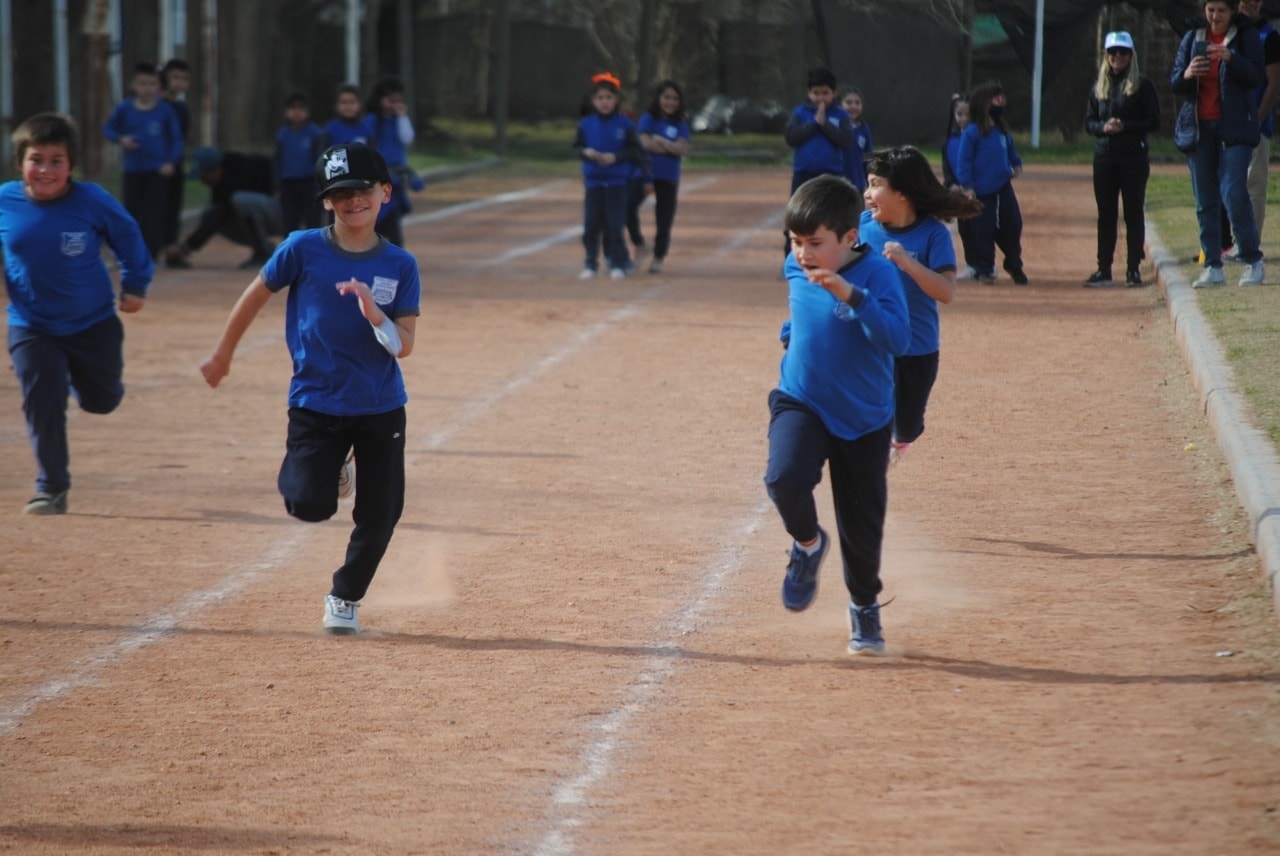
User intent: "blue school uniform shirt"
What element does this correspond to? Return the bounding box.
[276,122,325,180]
[102,99,184,173]
[858,210,956,356]
[323,116,372,146]
[0,180,152,337]
[785,103,852,176]
[954,124,1021,196]
[575,111,638,187]
[637,113,690,183]
[843,122,873,190]
[778,249,910,440]
[261,227,421,416]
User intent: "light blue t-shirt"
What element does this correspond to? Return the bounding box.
[858,210,956,356]
[262,227,420,416]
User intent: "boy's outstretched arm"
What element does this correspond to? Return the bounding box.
[200,277,275,387]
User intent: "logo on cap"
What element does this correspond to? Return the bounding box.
[324,148,351,181]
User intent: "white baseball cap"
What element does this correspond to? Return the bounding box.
[1105,31,1134,52]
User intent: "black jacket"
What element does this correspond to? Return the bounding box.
[1169,13,1265,151]
[1085,72,1161,159]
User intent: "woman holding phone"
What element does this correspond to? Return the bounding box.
[1171,0,1267,286]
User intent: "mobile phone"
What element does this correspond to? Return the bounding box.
[1194,40,1209,58]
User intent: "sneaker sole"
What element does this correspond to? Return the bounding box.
[323,625,360,636]
[847,641,886,656]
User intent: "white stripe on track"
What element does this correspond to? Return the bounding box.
[533,502,772,856]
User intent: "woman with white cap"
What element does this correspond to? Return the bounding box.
[1084,30,1161,287]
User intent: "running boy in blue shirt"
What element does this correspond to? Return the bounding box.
[200,143,420,635]
[1,113,152,515]
[766,174,910,655]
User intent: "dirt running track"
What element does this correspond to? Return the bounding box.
[2,164,1279,854]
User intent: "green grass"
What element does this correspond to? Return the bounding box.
[1147,167,1280,448]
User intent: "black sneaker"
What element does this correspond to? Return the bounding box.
[1009,269,1029,286]
[1083,270,1114,288]
[1125,269,1144,287]
[781,527,828,611]
[24,491,68,515]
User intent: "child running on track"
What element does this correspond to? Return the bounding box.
[765,174,910,655]
[859,146,981,463]
[1,113,152,515]
[200,143,420,635]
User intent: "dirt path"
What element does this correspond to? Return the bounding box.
[1,165,1277,854]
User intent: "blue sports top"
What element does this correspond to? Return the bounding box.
[858,210,956,356]
[637,113,690,183]
[276,122,326,180]
[954,124,1022,196]
[784,103,852,176]
[777,249,910,440]
[261,227,421,416]
[0,180,152,336]
[102,99,184,173]
[323,116,372,147]
[575,111,641,187]
[843,122,873,190]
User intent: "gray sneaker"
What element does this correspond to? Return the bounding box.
[323,595,361,635]
[1239,260,1265,286]
[23,491,68,515]
[848,602,885,655]
[1193,267,1226,288]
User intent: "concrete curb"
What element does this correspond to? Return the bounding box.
[1148,223,1280,615]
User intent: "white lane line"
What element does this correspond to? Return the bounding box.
[402,181,568,226]
[0,535,304,736]
[533,502,772,856]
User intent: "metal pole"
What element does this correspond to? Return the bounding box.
[1,0,12,169]
[158,0,171,61]
[54,0,70,113]
[1031,0,1044,148]
[201,0,216,144]
[346,0,359,84]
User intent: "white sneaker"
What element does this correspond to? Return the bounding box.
[337,453,355,500]
[609,268,626,281]
[956,265,976,281]
[323,594,361,635]
[648,257,664,274]
[1239,260,1265,286]
[1193,267,1226,288]
[578,268,597,281]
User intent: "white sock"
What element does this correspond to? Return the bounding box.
[797,536,823,555]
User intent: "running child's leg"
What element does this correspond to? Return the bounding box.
[330,407,406,603]
[892,352,939,446]
[9,327,73,495]
[763,390,830,543]
[827,423,891,608]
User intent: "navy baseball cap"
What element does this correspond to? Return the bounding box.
[315,143,392,198]
[188,145,222,178]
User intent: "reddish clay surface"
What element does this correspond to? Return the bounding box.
[2,165,1278,854]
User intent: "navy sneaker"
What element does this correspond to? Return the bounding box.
[848,602,885,655]
[781,527,827,611]
[24,491,68,515]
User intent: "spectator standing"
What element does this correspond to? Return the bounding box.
[102,62,183,260]
[1084,31,1161,288]
[276,92,325,232]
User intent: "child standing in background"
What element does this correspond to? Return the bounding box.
[200,142,420,635]
[574,73,645,280]
[365,77,419,247]
[637,80,690,274]
[954,80,1027,285]
[859,146,981,463]
[766,174,909,655]
[323,84,371,147]
[102,62,183,260]
[783,68,851,257]
[276,92,325,232]
[941,93,978,280]
[2,113,152,515]
[841,87,872,191]
[160,58,192,256]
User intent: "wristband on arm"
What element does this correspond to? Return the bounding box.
[372,315,402,357]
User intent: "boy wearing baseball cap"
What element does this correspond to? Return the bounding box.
[200,142,421,635]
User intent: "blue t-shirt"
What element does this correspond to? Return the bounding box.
[0,180,152,336]
[323,116,372,147]
[276,122,325,180]
[261,227,420,416]
[843,122,873,190]
[778,249,910,440]
[102,99,184,173]
[858,210,956,356]
[575,111,638,187]
[637,113,690,183]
